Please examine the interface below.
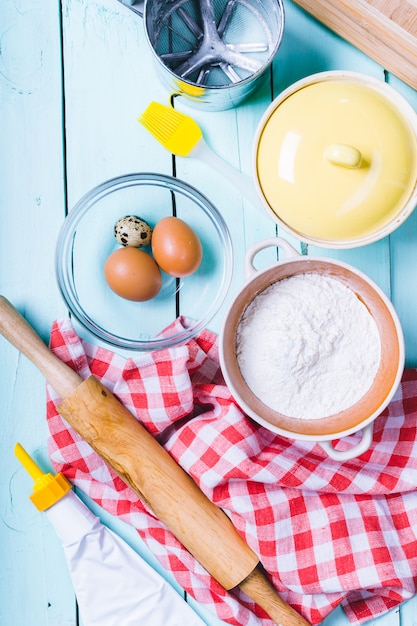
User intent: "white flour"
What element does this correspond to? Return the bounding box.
[236,273,381,420]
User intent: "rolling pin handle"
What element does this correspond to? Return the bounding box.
[239,565,311,626]
[0,295,82,398]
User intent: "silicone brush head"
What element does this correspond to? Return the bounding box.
[138,102,203,157]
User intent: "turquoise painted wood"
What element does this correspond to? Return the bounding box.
[0,0,416,624]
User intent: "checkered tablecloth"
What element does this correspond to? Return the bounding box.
[46,317,417,625]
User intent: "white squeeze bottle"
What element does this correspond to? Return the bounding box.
[15,443,206,626]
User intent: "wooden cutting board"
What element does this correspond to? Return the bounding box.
[292,0,417,90]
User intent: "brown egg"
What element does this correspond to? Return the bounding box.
[104,247,162,301]
[151,216,203,277]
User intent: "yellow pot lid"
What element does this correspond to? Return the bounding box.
[255,76,417,244]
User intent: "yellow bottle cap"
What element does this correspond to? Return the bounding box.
[14,443,72,511]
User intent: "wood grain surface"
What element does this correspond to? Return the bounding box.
[293,0,417,89]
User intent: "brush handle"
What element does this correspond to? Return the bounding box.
[0,295,310,625]
[190,138,265,212]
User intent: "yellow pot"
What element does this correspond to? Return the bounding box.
[253,71,417,248]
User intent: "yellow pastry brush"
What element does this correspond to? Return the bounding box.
[138,101,262,209]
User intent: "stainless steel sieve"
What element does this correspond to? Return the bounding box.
[118,0,285,110]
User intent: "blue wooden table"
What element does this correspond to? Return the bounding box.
[1,1,417,625]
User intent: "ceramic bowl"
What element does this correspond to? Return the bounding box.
[56,173,233,351]
[219,238,404,460]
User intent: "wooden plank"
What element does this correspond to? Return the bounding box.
[61,0,178,349]
[369,0,417,35]
[59,0,220,618]
[385,75,417,367]
[0,1,77,624]
[292,0,417,89]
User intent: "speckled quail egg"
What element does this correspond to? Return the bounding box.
[114,215,152,247]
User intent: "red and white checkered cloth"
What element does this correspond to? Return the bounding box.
[46,317,417,626]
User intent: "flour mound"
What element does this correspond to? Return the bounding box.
[236,273,381,420]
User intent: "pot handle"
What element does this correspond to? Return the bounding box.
[319,423,374,461]
[245,237,300,280]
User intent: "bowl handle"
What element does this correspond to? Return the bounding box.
[319,423,374,461]
[245,237,300,280]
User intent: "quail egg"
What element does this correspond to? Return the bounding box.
[114,215,152,247]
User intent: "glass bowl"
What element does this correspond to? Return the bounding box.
[56,173,233,351]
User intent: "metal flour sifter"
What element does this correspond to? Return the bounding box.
[118,0,285,109]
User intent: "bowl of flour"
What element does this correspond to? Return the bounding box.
[219,237,404,461]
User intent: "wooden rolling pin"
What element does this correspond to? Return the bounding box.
[0,296,310,626]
